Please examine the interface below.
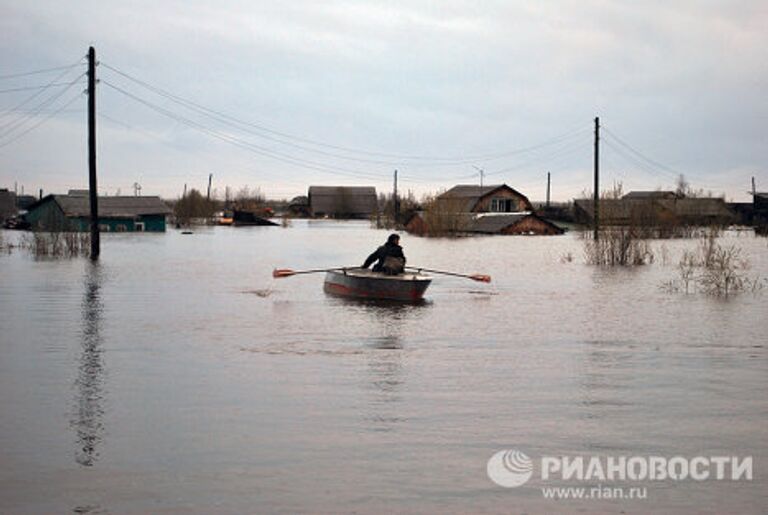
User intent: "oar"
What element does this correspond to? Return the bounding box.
[406,266,491,283]
[273,267,350,278]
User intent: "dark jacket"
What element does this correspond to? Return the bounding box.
[362,242,406,273]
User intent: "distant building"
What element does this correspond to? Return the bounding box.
[436,184,533,213]
[308,186,377,219]
[405,183,562,236]
[574,195,736,227]
[288,195,310,217]
[622,191,679,200]
[16,194,37,211]
[25,194,172,232]
[0,189,17,221]
[754,192,768,229]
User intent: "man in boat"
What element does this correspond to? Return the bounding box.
[361,233,406,275]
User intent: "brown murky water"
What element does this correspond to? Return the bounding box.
[0,222,766,514]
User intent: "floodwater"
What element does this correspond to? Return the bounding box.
[0,222,766,514]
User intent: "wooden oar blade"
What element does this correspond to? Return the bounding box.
[272,268,296,278]
[470,274,492,283]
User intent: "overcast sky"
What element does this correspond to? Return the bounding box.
[1,0,765,201]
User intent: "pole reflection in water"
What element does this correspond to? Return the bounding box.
[360,302,427,432]
[72,262,106,467]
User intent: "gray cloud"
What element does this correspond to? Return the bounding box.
[1,0,765,200]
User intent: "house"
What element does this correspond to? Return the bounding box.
[574,196,735,227]
[622,191,678,200]
[308,186,377,219]
[468,213,564,235]
[25,193,172,232]
[436,184,533,213]
[405,183,562,236]
[287,195,310,217]
[754,193,768,231]
[405,211,563,236]
[0,189,16,221]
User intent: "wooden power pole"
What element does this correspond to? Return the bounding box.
[207,173,213,200]
[546,172,551,208]
[88,46,100,260]
[393,169,399,224]
[593,117,600,240]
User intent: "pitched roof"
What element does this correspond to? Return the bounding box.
[308,186,377,215]
[35,194,172,217]
[470,213,531,233]
[623,191,678,199]
[437,184,531,212]
[656,198,734,218]
[575,197,734,223]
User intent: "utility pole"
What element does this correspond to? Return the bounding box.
[88,46,100,260]
[546,172,551,208]
[393,169,399,225]
[752,176,756,197]
[183,183,187,198]
[207,173,213,200]
[593,117,600,240]
[39,188,43,200]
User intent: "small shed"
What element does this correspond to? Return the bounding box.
[25,194,172,232]
[308,186,377,219]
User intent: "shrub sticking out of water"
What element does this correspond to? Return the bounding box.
[21,231,91,258]
[582,227,654,266]
[662,233,765,297]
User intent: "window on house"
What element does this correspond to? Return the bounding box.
[490,198,512,212]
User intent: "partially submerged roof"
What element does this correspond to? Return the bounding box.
[31,194,172,217]
[469,212,563,234]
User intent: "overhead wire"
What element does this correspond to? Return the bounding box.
[0,61,84,80]
[100,61,589,166]
[101,80,393,181]
[0,92,83,149]
[0,71,87,140]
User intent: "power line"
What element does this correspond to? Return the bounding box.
[101,80,392,181]
[0,81,86,94]
[0,93,82,149]
[1,65,86,121]
[100,61,589,165]
[601,126,681,180]
[0,72,87,139]
[0,61,84,80]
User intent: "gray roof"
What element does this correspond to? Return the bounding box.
[308,186,377,215]
[45,194,171,217]
[622,191,678,199]
[575,197,734,223]
[469,213,531,233]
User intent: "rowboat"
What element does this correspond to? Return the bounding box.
[323,268,432,301]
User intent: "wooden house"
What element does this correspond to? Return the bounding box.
[25,193,171,232]
[436,184,533,213]
[405,183,562,236]
[308,186,377,219]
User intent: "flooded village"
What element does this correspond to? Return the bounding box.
[2,2,768,514]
